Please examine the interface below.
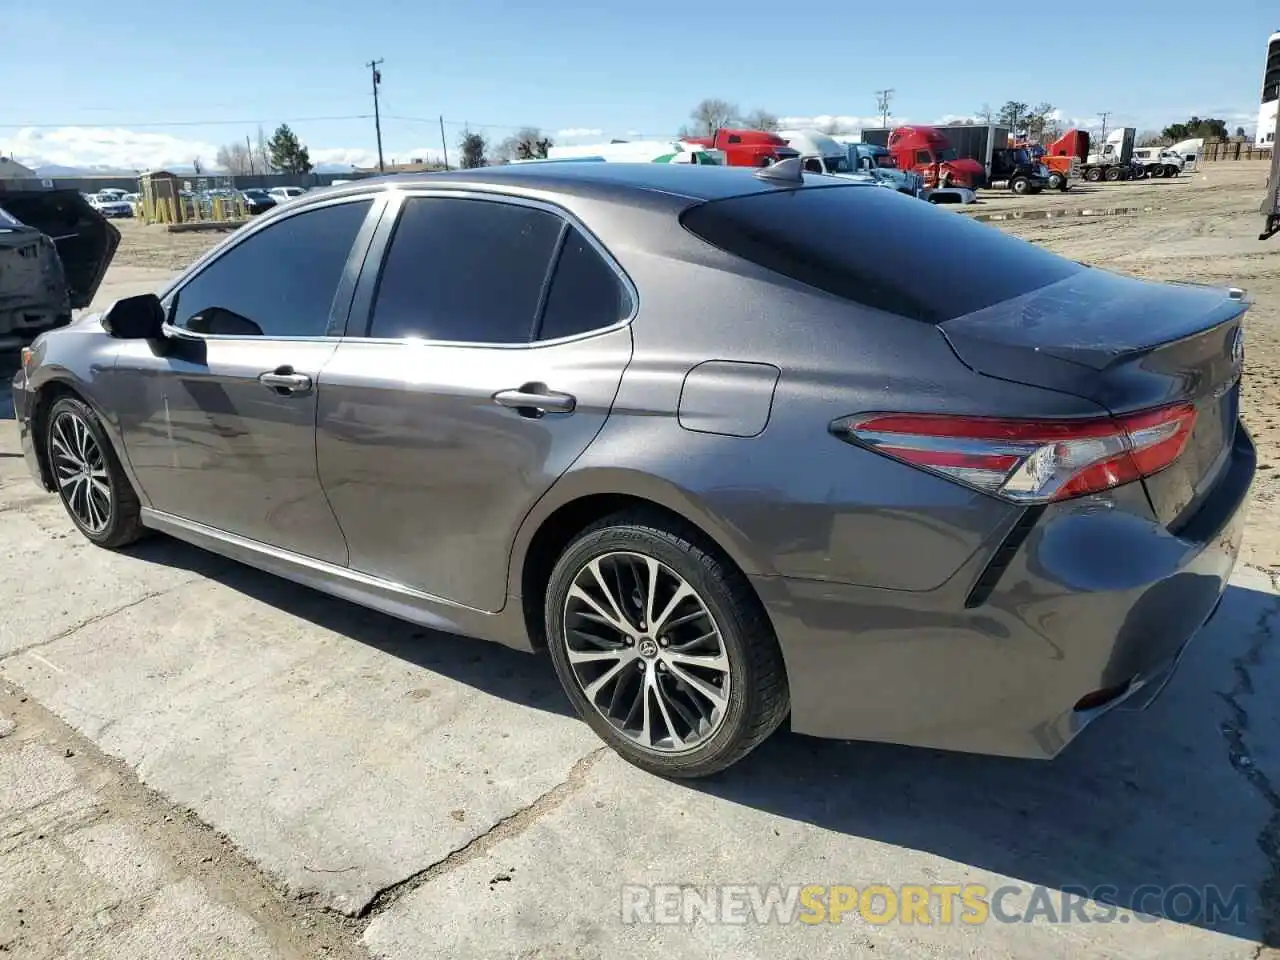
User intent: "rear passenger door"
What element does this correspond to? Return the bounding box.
[316,192,635,612]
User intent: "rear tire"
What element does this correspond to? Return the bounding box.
[1085,167,1103,182]
[44,396,145,549]
[1104,166,1122,181]
[545,510,789,778]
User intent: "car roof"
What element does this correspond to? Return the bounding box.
[307,162,869,209]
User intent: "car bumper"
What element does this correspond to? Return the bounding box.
[755,423,1255,760]
[12,365,46,490]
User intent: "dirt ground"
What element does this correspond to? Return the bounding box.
[108,161,1280,569]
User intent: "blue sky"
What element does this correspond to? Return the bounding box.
[1,1,1274,171]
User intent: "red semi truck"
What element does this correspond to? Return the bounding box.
[682,128,800,167]
[866,126,988,190]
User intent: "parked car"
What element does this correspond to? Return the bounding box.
[12,162,1254,778]
[267,186,307,204]
[87,194,134,218]
[238,189,277,215]
[0,187,118,342]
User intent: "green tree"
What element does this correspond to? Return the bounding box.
[267,124,314,174]
[997,101,1029,136]
[458,130,488,168]
[1161,117,1229,142]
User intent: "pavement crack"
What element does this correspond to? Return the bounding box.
[1219,570,1280,949]
[0,579,199,662]
[356,747,608,921]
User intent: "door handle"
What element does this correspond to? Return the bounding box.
[492,383,576,417]
[258,369,313,394]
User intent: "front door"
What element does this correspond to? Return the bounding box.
[316,193,635,611]
[114,196,379,564]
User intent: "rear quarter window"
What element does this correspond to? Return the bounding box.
[679,184,1082,323]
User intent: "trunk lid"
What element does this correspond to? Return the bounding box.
[939,267,1247,529]
[0,187,119,310]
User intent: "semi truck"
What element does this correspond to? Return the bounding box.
[1131,146,1183,178]
[776,129,926,197]
[546,140,725,164]
[860,124,1049,195]
[681,128,800,167]
[1038,128,1137,182]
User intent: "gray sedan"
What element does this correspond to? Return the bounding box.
[12,161,1255,777]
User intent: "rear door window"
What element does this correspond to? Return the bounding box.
[680,184,1082,323]
[536,227,632,341]
[368,197,562,343]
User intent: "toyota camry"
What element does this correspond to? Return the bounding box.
[12,160,1254,777]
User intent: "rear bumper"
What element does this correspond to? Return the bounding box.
[756,424,1255,760]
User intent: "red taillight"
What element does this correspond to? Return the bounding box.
[833,403,1197,503]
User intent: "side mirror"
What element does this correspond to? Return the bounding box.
[101,293,166,340]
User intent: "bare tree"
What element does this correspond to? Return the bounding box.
[688,98,738,136]
[494,127,553,161]
[1137,130,1168,146]
[818,118,840,135]
[741,108,779,132]
[977,104,993,123]
[1025,102,1056,140]
[216,142,253,175]
[191,156,204,175]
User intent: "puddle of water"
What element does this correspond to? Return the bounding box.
[972,206,1155,223]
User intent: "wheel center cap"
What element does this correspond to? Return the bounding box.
[637,638,659,659]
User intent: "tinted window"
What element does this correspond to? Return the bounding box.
[915,150,931,164]
[368,197,562,343]
[173,200,371,337]
[680,184,1082,323]
[537,228,631,341]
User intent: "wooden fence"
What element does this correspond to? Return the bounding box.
[1200,140,1273,162]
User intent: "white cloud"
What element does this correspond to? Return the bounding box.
[556,127,603,139]
[778,115,891,132]
[0,125,444,174]
[0,126,220,172]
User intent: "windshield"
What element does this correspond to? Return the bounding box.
[936,148,958,162]
[242,189,267,198]
[824,155,855,174]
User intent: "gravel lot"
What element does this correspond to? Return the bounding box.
[2,161,1278,959]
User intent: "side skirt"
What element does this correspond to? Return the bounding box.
[138,508,535,652]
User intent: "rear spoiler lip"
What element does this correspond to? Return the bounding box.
[939,273,1250,373]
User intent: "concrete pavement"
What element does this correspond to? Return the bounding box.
[1,306,1278,957]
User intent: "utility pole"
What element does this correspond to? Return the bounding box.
[1097,111,1111,144]
[245,134,254,175]
[875,89,894,128]
[439,115,449,170]
[367,58,385,173]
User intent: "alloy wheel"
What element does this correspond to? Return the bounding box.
[50,411,113,534]
[562,551,731,754]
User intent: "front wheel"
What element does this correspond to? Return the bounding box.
[1047,172,1065,191]
[1011,176,1031,195]
[545,511,789,778]
[45,396,145,548]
